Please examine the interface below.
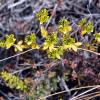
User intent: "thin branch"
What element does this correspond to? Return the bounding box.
[78,48,100,56]
[65,0,88,12]
[0,90,11,100]
[12,66,32,74]
[39,85,100,100]
[76,91,100,100]
[8,0,26,9]
[45,3,58,29]
[58,76,71,95]
[0,49,33,62]
[12,61,56,74]
[85,93,100,100]
[70,85,100,100]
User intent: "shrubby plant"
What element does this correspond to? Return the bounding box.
[0,71,29,92]
[0,8,100,94]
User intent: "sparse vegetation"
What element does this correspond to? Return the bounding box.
[0,0,100,100]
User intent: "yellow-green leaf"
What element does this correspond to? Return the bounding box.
[31,43,39,49]
[14,41,24,52]
[71,45,78,52]
[40,25,48,38]
[63,45,70,49]
[94,32,100,42]
[75,42,82,46]
[81,29,87,35]
[56,53,61,59]
[49,45,55,52]
[78,18,87,27]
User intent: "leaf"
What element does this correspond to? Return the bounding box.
[14,41,25,52]
[43,43,55,51]
[58,18,72,34]
[49,45,55,52]
[31,43,39,49]
[5,34,16,49]
[43,43,48,50]
[81,28,87,35]
[56,53,61,59]
[0,40,6,48]
[78,18,87,27]
[40,25,48,38]
[81,22,93,35]
[75,42,82,46]
[27,41,32,45]
[71,45,78,52]
[36,8,49,24]
[25,33,36,45]
[6,41,15,49]
[97,38,100,42]
[15,46,22,52]
[94,32,100,42]
[63,45,70,49]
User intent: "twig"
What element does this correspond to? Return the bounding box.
[65,0,88,12]
[43,60,59,74]
[45,3,58,29]
[87,3,93,20]
[13,61,55,74]
[12,66,32,74]
[0,49,33,62]
[0,90,11,100]
[70,85,100,100]
[39,85,100,100]
[76,91,100,100]
[85,93,100,100]
[58,76,71,95]
[8,0,26,9]
[78,48,100,56]
[88,0,93,7]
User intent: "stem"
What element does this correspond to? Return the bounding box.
[0,49,33,62]
[39,85,100,100]
[70,85,100,100]
[78,48,100,56]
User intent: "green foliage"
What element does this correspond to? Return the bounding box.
[36,8,49,38]
[40,25,48,38]
[25,33,36,45]
[58,17,72,34]
[0,34,16,49]
[47,46,63,59]
[82,22,93,35]
[78,18,93,35]
[5,34,16,49]
[45,32,58,45]
[25,33,39,49]
[0,9,99,59]
[36,8,49,24]
[61,35,82,52]
[0,71,29,92]
[0,8,99,100]
[43,32,58,51]
[94,32,100,42]
[0,40,6,48]
[62,35,75,46]
[78,18,87,27]
[14,40,26,52]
